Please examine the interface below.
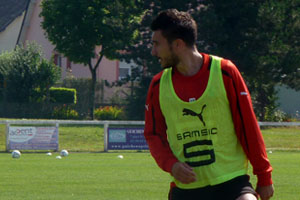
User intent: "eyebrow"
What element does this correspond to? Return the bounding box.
[152,40,158,45]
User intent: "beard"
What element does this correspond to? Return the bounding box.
[161,48,180,69]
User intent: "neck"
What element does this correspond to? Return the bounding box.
[176,47,203,76]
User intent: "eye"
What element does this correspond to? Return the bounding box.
[152,41,158,47]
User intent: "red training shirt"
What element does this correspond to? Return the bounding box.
[144,53,273,187]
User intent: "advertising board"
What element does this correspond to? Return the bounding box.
[8,126,58,150]
[107,127,148,150]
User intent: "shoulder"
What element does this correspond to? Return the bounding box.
[207,55,241,79]
[146,70,164,100]
[221,58,238,70]
[149,70,164,88]
[218,57,249,93]
[219,57,242,79]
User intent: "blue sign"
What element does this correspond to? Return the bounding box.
[107,127,148,150]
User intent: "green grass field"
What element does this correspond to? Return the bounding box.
[0,153,170,200]
[0,151,299,200]
[0,124,299,199]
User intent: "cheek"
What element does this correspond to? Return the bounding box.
[152,46,161,56]
[157,48,167,57]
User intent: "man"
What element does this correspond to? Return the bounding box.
[144,9,274,200]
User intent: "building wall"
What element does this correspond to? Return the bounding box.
[1,0,132,104]
[277,85,300,117]
[0,12,25,53]
[22,0,118,82]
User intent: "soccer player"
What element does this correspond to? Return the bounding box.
[144,9,274,200]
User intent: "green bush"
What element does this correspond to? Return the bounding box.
[0,42,60,103]
[58,78,103,118]
[94,106,124,120]
[264,107,288,122]
[50,87,77,104]
[52,104,79,119]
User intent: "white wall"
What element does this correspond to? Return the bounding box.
[0,12,25,53]
[23,0,118,82]
[277,85,300,117]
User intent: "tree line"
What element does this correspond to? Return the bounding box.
[1,0,299,120]
[120,0,300,120]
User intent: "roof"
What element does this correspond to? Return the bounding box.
[0,0,29,32]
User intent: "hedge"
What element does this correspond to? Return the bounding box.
[49,87,77,104]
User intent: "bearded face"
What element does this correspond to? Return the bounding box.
[151,30,180,69]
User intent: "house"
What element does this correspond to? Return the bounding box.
[276,85,300,118]
[2,0,298,118]
[0,0,133,103]
[0,0,28,53]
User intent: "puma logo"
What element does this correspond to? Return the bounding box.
[145,104,149,111]
[182,104,207,126]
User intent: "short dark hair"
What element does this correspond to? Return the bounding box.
[151,9,197,47]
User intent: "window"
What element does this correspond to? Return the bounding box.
[66,58,72,70]
[54,54,62,67]
[119,61,132,80]
[119,68,130,80]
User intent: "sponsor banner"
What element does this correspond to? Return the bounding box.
[8,126,58,150]
[107,127,148,150]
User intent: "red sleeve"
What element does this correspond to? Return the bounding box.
[221,59,273,186]
[144,72,178,173]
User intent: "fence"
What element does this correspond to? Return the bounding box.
[1,120,299,152]
[258,121,300,127]
[0,119,144,152]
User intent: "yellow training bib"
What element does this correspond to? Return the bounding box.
[159,56,248,189]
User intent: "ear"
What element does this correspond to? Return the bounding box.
[172,39,186,52]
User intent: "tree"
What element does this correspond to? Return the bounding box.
[40,0,144,119]
[257,0,300,95]
[121,0,300,120]
[0,42,60,103]
[118,0,202,119]
[194,0,300,119]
